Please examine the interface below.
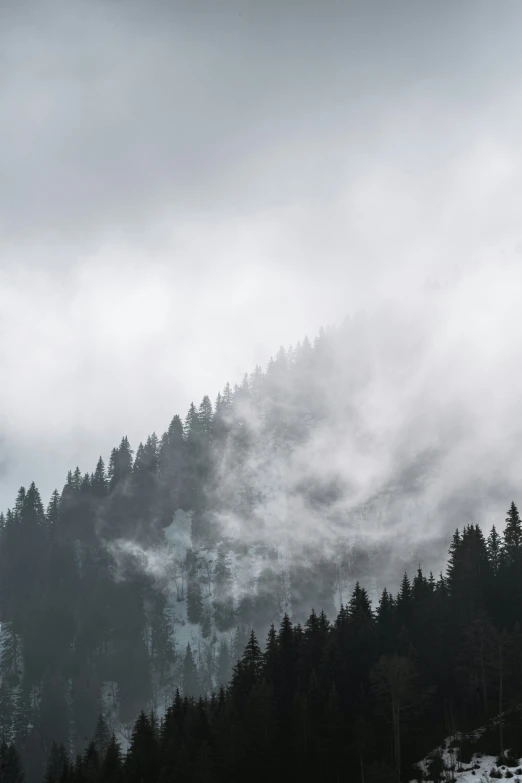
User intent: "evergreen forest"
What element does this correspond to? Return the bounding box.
[0,324,519,782]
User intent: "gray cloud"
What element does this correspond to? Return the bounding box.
[1,0,522,525]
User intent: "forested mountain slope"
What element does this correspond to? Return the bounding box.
[20,506,522,782]
[0,302,518,780]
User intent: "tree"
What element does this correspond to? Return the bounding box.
[0,625,21,687]
[147,592,175,683]
[93,714,110,760]
[100,734,122,783]
[370,655,418,783]
[44,742,69,783]
[242,631,263,679]
[158,415,186,516]
[182,644,199,698]
[487,525,502,575]
[0,684,14,746]
[216,640,232,687]
[0,742,25,783]
[348,581,375,623]
[503,502,522,567]
[83,741,99,783]
[46,490,61,528]
[125,712,159,783]
[187,574,203,625]
[108,437,134,491]
[91,458,107,498]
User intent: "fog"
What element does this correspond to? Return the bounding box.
[2,0,522,549]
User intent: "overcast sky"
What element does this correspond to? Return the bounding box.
[1,0,522,510]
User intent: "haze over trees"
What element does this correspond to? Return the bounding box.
[16,504,522,783]
[0,320,521,781]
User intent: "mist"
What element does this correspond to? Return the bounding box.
[2,0,522,520]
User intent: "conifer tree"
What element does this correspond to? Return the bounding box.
[44,742,69,783]
[92,714,110,760]
[108,437,134,491]
[242,630,263,679]
[182,644,199,697]
[212,548,235,631]
[503,502,522,567]
[0,683,14,745]
[100,734,122,783]
[348,581,374,622]
[125,711,159,783]
[46,490,61,528]
[158,414,186,516]
[0,742,25,783]
[83,741,99,783]
[187,574,203,625]
[487,525,502,574]
[91,458,107,498]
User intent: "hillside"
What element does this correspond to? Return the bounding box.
[16,508,522,783]
[0,305,521,780]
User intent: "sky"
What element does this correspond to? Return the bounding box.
[2,0,522,511]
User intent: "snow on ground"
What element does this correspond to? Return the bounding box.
[413,732,522,782]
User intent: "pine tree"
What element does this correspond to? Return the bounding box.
[44,742,69,783]
[20,483,45,527]
[370,655,418,783]
[92,714,110,759]
[0,624,21,686]
[0,742,25,783]
[182,644,199,697]
[212,390,232,449]
[148,592,175,683]
[80,473,91,494]
[12,683,32,745]
[503,502,522,567]
[108,437,134,491]
[242,630,263,679]
[125,711,159,783]
[91,457,107,498]
[13,489,25,520]
[158,414,186,517]
[100,734,122,783]
[46,490,61,528]
[198,396,213,446]
[83,741,99,783]
[348,582,374,622]
[377,588,396,652]
[0,683,14,744]
[187,574,203,625]
[212,547,235,631]
[487,525,502,574]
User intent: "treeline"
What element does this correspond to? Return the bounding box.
[37,503,522,783]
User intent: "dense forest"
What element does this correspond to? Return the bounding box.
[0,318,519,782]
[5,504,522,782]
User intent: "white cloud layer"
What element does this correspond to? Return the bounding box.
[2,0,522,525]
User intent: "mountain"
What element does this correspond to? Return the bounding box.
[0,300,521,779]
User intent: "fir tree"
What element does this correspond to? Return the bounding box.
[46,490,61,528]
[91,458,107,498]
[92,714,110,760]
[503,502,522,567]
[100,734,122,783]
[488,525,502,574]
[182,644,199,697]
[186,572,203,625]
[44,742,69,783]
[125,711,159,783]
